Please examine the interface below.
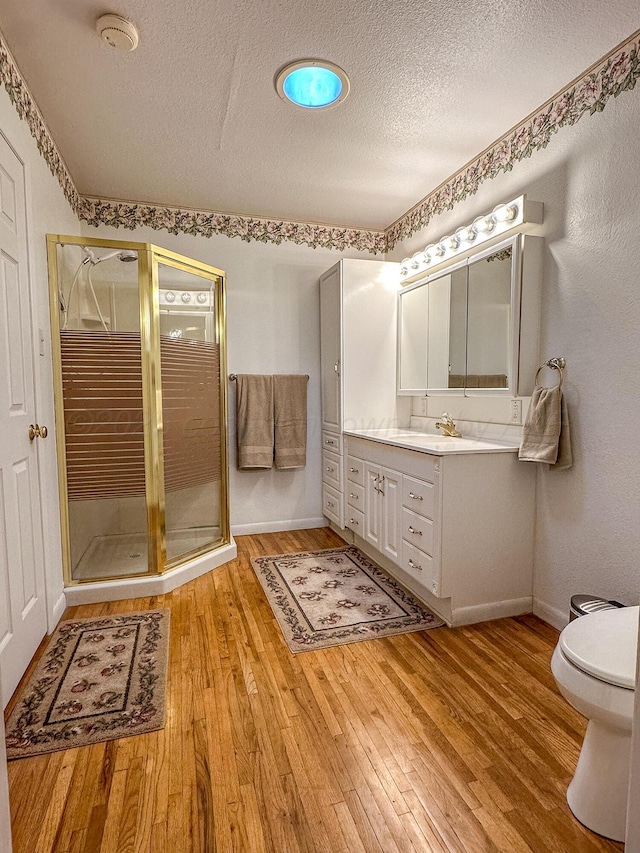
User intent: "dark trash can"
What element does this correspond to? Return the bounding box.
[569,594,626,621]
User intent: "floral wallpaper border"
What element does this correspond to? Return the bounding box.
[77,196,388,254]
[385,29,640,248]
[1,27,639,253]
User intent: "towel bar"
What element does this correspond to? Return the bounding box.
[229,373,309,381]
[534,357,565,388]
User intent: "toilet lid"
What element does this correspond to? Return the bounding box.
[560,606,639,689]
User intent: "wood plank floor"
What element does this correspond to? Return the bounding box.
[6,527,624,852]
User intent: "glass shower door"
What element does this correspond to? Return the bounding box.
[54,242,151,581]
[156,259,226,565]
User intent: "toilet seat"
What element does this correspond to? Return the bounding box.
[559,605,638,689]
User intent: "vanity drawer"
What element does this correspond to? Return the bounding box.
[402,508,434,556]
[322,430,342,455]
[345,506,365,536]
[346,482,364,510]
[346,455,364,486]
[322,484,342,526]
[322,449,342,490]
[402,540,439,597]
[402,475,435,519]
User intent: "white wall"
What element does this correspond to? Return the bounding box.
[0,87,79,631]
[389,91,640,627]
[82,223,378,533]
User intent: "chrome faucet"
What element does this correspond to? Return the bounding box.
[435,412,462,438]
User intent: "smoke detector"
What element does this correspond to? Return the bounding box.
[96,14,139,52]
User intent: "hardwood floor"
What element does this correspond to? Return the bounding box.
[6,527,624,852]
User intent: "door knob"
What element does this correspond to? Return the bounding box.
[28,424,48,441]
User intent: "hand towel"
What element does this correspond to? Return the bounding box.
[273,374,307,469]
[518,385,562,463]
[518,384,572,469]
[551,392,573,470]
[236,374,274,469]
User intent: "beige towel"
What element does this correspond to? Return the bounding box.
[552,393,573,470]
[519,385,572,469]
[273,374,307,469]
[236,374,274,469]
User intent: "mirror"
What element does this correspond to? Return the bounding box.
[397,235,540,395]
[397,264,467,394]
[427,266,467,390]
[466,246,512,390]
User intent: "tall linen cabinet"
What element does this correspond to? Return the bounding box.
[319,259,400,529]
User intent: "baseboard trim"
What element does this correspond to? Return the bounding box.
[533,598,568,631]
[231,517,327,536]
[64,540,237,605]
[452,597,532,627]
[49,591,67,631]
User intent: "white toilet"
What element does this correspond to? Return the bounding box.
[551,605,638,842]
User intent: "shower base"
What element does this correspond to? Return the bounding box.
[74,526,221,581]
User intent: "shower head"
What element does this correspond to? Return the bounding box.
[81,247,138,265]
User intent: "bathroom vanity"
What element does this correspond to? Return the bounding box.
[342,430,536,627]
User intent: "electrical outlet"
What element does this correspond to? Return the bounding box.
[416,397,428,416]
[510,398,522,424]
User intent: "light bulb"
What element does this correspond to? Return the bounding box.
[410,252,424,269]
[473,215,495,234]
[492,203,518,223]
[446,235,459,251]
[456,225,476,243]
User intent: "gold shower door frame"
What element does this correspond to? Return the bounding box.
[47,234,230,584]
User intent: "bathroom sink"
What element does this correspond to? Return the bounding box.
[343,428,519,455]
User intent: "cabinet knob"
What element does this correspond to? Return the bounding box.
[408,526,422,536]
[408,491,423,501]
[349,493,358,500]
[326,500,335,509]
[349,467,359,473]
[326,466,333,472]
[349,518,359,527]
[408,559,422,571]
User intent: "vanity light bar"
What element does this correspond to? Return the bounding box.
[399,194,543,279]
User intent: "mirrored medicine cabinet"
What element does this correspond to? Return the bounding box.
[397,234,543,397]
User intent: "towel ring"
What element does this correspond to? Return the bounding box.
[535,357,565,389]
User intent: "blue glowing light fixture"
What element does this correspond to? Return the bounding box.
[275,60,350,109]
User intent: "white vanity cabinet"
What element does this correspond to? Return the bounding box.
[319,259,399,528]
[345,434,536,627]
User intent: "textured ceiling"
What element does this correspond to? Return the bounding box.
[1,1,638,230]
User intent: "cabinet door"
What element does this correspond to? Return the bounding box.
[320,265,341,431]
[380,467,402,564]
[364,462,382,549]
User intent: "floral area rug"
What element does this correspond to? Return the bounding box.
[251,546,444,652]
[5,610,169,760]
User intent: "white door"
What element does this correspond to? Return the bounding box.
[380,467,402,564]
[364,462,382,550]
[319,264,341,432]
[0,132,47,708]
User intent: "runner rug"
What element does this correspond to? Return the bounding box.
[5,609,170,760]
[251,545,444,653]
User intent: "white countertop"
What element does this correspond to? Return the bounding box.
[343,428,520,456]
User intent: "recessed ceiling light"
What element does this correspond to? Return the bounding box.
[275,60,350,109]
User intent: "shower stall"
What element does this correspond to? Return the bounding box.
[47,235,233,593]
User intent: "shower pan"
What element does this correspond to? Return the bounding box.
[47,235,235,601]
